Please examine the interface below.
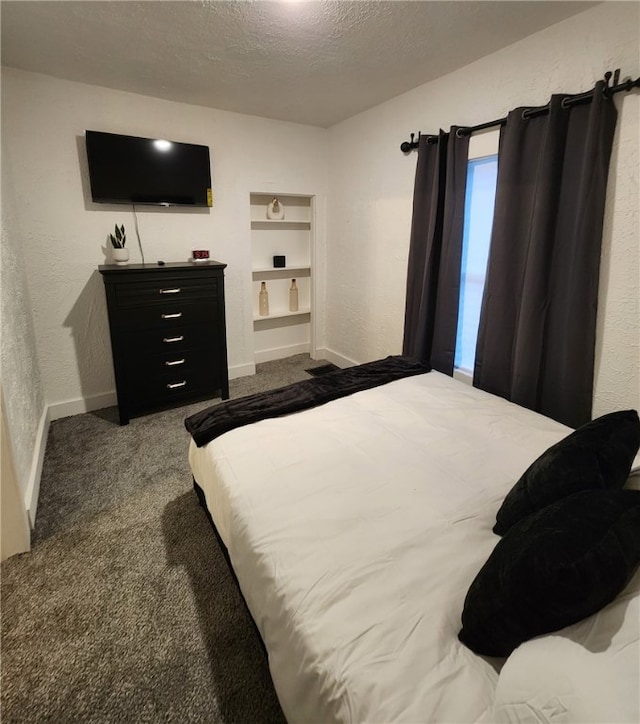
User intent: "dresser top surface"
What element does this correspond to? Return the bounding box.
[99,260,226,276]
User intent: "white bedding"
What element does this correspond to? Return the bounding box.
[493,575,640,723]
[188,371,640,723]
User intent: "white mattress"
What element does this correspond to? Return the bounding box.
[188,371,640,723]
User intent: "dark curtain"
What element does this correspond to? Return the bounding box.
[402,128,469,373]
[474,81,618,427]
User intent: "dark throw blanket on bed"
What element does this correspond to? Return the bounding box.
[185,355,431,447]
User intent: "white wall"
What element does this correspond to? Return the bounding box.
[1,124,47,522]
[1,68,329,416]
[326,2,640,417]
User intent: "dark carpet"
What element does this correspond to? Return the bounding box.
[1,354,328,724]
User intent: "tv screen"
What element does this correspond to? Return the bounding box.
[85,130,212,207]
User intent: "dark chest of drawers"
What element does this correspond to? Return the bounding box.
[99,261,229,425]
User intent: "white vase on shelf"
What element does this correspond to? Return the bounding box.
[259,281,269,316]
[266,197,285,220]
[289,279,299,312]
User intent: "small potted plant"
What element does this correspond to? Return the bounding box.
[109,224,129,265]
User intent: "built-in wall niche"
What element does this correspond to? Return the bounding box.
[250,193,314,363]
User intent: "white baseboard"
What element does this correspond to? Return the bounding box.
[48,391,118,422]
[254,342,310,364]
[47,364,256,419]
[229,361,256,379]
[32,363,253,524]
[313,347,359,369]
[30,391,115,525]
[24,406,50,528]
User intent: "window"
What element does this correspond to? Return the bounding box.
[454,132,499,381]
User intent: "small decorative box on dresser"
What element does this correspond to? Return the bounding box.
[99,261,229,425]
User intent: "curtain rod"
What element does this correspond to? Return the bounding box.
[400,69,640,153]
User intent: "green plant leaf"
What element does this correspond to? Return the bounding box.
[115,224,126,247]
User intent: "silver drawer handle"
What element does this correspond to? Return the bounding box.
[161,312,183,319]
[159,288,181,295]
[165,358,185,367]
[167,381,187,390]
[163,335,184,343]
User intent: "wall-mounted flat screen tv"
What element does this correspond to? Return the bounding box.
[85,130,212,207]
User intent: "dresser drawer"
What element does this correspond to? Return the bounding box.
[116,277,218,308]
[122,323,218,356]
[117,300,218,331]
[127,363,221,413]
[127,347,219,378]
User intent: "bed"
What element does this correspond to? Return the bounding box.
[186,363,640,723]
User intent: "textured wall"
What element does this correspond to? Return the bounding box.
[1,70,328,410]
[2,3,638,428]
[327,2,639,417]
[1,132,45,497]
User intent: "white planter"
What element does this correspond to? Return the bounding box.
[112,248,129,266]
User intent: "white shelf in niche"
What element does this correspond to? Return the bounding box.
[252,266,311,275]
[253,308,311,322]
[251,219,310,228]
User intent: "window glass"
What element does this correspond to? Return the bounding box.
[454,155,498,374]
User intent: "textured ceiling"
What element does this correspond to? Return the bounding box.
[1,1,597,127]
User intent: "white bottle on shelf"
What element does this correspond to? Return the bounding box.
[289,279,299,312]
[259,281,269,316]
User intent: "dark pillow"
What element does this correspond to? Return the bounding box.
[494,410,640,536]
[459,489,640,658]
